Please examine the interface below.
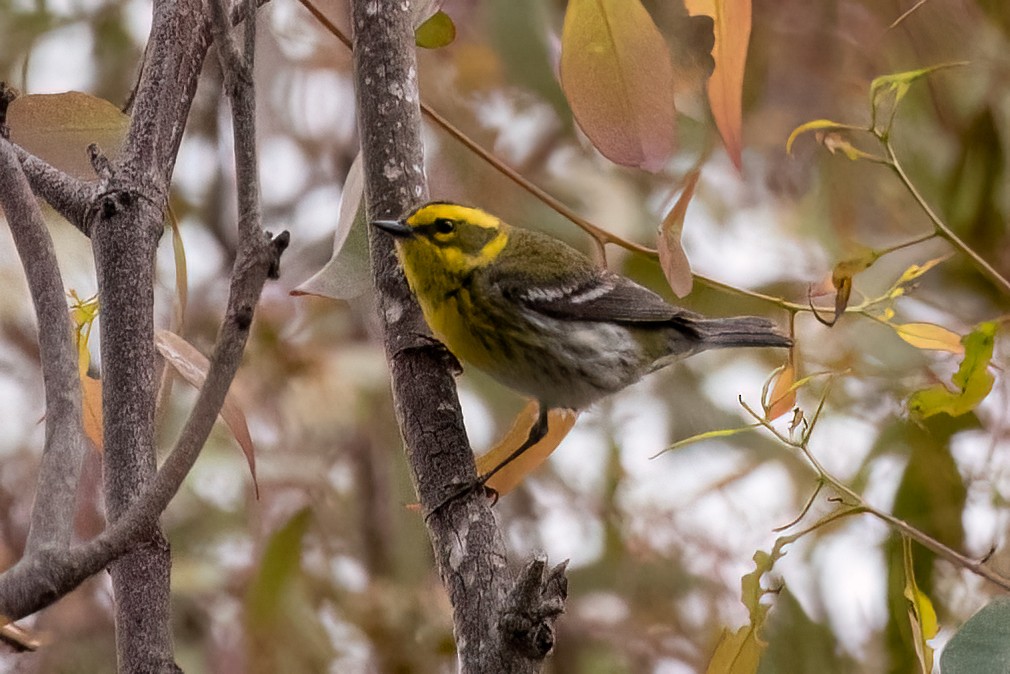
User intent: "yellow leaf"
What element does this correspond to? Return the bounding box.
[685,0,750,170]
[560,0,676,171]
[155,329,259,497]
[785,119,864,155]
[903,537,938,673]
[657,169,700,298]
[705,625,764,674]
[655,424,759,456]
[476,402,578,497]
[415,10,456,49]
[894,322,964,355]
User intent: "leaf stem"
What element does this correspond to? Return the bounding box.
[884,141,1010,295]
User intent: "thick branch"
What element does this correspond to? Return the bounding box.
[350,1,566,671]
[0,140,87,553]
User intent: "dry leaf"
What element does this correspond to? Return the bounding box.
[763,361,796,421]
[657,169,700,298]
[7,92,129,179]
[154,329,259,497]
[685,0,751,170]
[475,402,578,497]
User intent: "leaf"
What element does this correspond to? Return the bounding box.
[684,0,750,170]
[81,375,104,452]
[166,207,189,332]
[68,290,102,449]
[707,625,764,674]
[908,322,997,419]
[245,509,311,628]
[654,424,759,456]
[813,252,877,326]
[475,402,578,497]
[291,154,371,300]
[7,92,129,180]
[940,598,1010,673]
[785,119,864,155]
[560,0,676,172]
[892,254,952,288]
[870,62,968,115]
[902,537,937,674]
[706,548,780,673]
[818,132,878,162]
[154,329,259,497]
[762,360,796,421]
[893,322,964,355]
[657,169,700,298]
[415,10,455,49]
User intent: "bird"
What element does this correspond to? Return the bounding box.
[373,201,791,506]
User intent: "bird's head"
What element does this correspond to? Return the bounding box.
[373,202,509,278]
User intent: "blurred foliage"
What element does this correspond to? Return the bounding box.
[1,0,1009,672]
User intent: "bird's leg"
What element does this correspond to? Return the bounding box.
[426,405,550,520]
[477,405,550,489]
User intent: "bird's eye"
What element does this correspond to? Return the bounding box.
[433,218,455,234]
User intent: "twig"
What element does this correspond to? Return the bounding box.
[883,141,1010,295]
[0,140,86,552]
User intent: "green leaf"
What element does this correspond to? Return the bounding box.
[560,0,676,171]
[902,537,938,673]
[415,10,455,49]
[870,62,968,112]
[908,322,997,419]
[654,424,759,457]
[941,598,1010,673]
[246,509,312,628]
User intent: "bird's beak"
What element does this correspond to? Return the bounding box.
[372,219,415,239]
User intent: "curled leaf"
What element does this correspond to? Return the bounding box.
[560,0,676,171]
[155,329,259,497]
[762,360,796,421]
[292,154,371,300]
[908,322,997,419]
[813,252,878,326]
[786,119,864,155]
[657,169,700,298]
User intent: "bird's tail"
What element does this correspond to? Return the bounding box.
[689,316,792,350]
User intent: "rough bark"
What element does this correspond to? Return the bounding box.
[350,1,567,671]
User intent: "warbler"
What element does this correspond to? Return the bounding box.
[373,202,791,496]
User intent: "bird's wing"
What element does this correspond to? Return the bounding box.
[502,269,697,325]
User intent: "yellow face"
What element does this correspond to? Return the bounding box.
[395,202,509,280]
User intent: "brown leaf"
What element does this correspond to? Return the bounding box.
[7,92,129,180]
[685,0,751,170]
[154,330,259,497]
[560,0,676,171]
[763,361,796,421]
[476,402,578,497]
[81,375,103,452]
[657,169,700,298]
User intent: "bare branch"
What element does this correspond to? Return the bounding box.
[0,139,87,553]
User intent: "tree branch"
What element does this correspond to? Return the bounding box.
[0,139,87,553]
[350,1,566,671]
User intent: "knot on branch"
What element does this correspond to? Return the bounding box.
[267,229,290,279]
[0,82,20,139]
[498,557,568,661]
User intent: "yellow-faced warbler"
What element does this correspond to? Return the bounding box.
[374,202,791,501]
